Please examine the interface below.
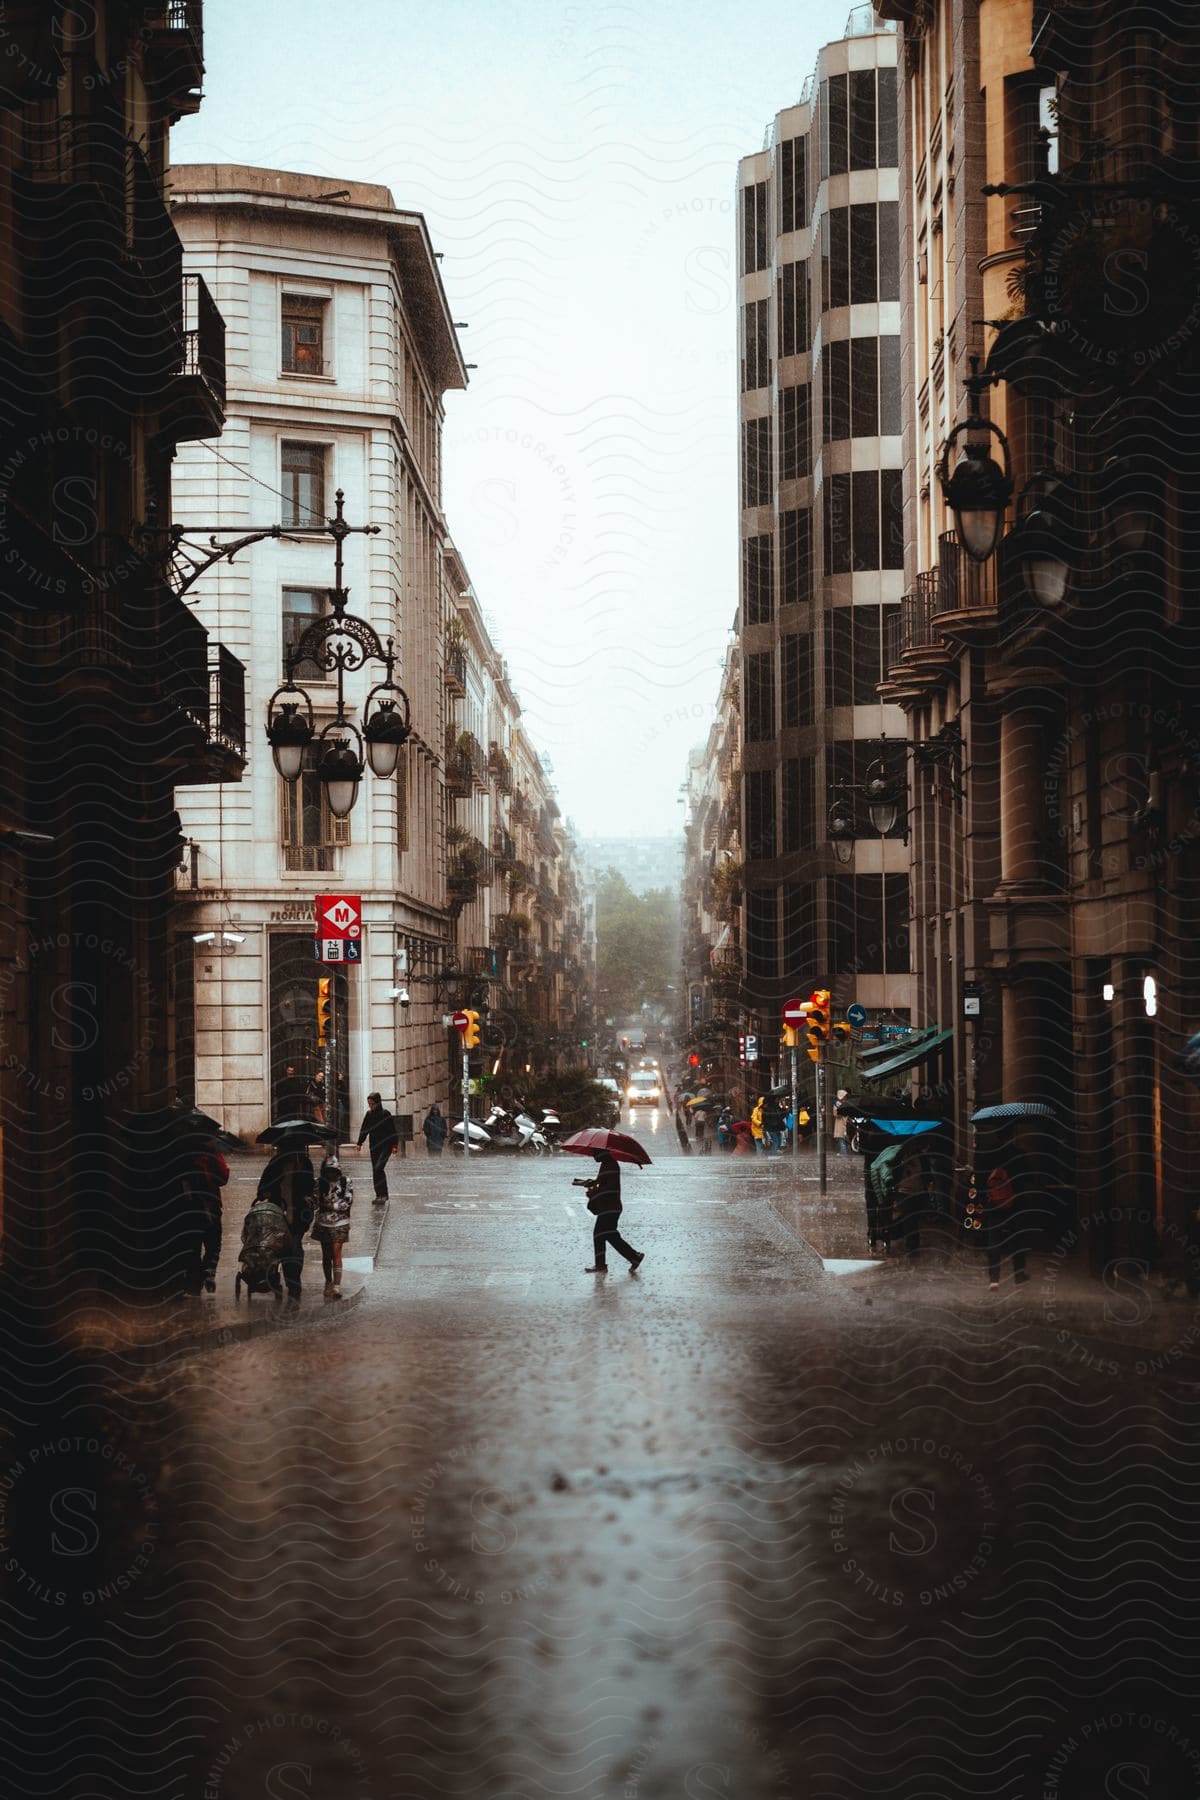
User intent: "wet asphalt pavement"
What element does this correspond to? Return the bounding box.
[8,1113,1200,1798]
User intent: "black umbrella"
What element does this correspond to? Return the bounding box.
[256,1118,338,1146]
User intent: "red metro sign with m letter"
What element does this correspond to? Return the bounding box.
[314,895,362,962]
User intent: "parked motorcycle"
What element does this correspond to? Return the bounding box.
[450,1105,549,1155]
[519,1101,564,1150]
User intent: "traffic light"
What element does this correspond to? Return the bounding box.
[317,977,332,1045]
[688,1052,700,1067]
[782,1025,798,1049]
[463,1009,481,1050]
[832,1021,852,1043]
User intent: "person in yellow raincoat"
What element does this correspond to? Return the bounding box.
[750,1096,765,1155]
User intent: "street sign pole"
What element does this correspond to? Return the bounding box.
[816,1047,827,1196]
[325,983,336,1165]
[791,1043,799,1160]
[463,1039,471,1157]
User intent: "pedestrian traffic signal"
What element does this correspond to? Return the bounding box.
[317,977,332,1046]
[463,1009,481,1050]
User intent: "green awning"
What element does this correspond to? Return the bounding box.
[857,1027,940,1064]
[861,1028,954,1082]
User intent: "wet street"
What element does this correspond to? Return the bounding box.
[12,1118,1200,1798]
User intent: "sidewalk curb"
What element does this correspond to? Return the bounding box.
[85,1197,389,1369]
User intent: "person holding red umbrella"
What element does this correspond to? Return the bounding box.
[579,1151,644,1275]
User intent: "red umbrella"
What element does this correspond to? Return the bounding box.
[561,1128,652,1167]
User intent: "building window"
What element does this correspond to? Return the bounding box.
[877,67,897,167]
[745,768,777,862]
[281,292,329,375]
[779,261,810,359]
[746,887,777,983]
[779,384,811,481]
[742,416,772,508]
[281,587,330,678]
[743,534,775,625]
[281,441,327,527]
[779,136,807,233]
[781,881,818,987]
[849,69,877,170]
[823,203,900,311]
[781,756,816,853]
[824,337,899,442]
[823,604,901,708]
[827,74,848,176]
[780,509,812,606]
[781,632,813,729]
[742,298,771,391]
[281,747,350,872]
[745,651,776,743]
[741,180,769,274]
[824,471,904,574]
[828,873,909,975]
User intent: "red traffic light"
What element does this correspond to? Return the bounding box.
[688,1053,700,1067]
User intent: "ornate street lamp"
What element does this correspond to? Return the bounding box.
[264,491,412,817]
[830,739,908,849]
[140,488,412,818]
[828,801,855,864]
[938,357,1014,563]
[1006,469,1080,610]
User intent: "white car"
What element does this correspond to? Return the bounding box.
[627,1073,661,1108]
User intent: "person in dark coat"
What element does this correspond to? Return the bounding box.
[306,1069,327,1125]
[582,1152,644,1274]
[258,1147,315,1300]
[762,1096,786,1154]
[979,1131,1034,1289]
[356,1093,399,1202]
[274,1063,307,1120]
[190,1136,229,1294]
[422,1103,448,1155]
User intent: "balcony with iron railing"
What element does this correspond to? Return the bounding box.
[146,1,205,117]
[158,271,226,445]
[492,827,516,870]
[488,742,514,793]
[535,811,559,857]
[443,642,467,696]
[536,879,563,919]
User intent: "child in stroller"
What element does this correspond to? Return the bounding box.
[237,1146,314,1299]
[235,1194,290,1299]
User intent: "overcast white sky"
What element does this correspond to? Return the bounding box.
[175,0,857,835]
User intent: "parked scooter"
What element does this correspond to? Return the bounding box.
[450,1104,549,1155]
[519,1100,564,1150]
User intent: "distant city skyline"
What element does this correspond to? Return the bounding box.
[174,0,858,834]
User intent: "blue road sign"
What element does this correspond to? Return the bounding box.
[846,1003,868,1028]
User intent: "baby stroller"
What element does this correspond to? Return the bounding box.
[235,1195,289,1299]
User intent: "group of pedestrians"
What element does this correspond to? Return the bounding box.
[863,1126,1037,1290]
[179,1092,455,1300]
